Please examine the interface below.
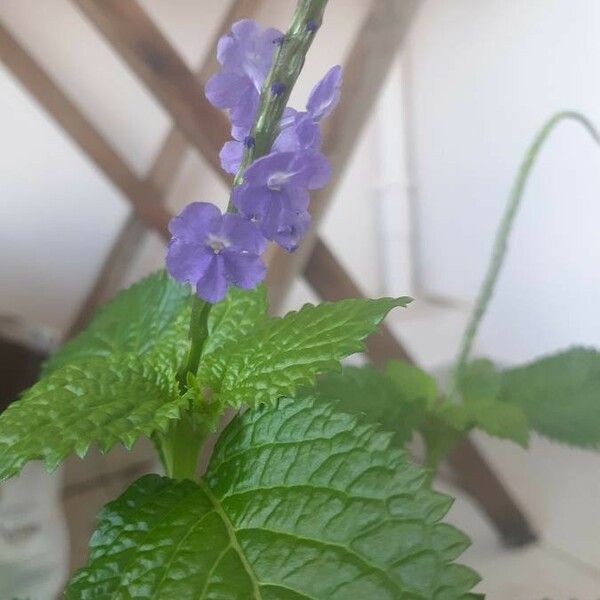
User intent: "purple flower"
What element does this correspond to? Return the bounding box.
[306,65,342,121]
[233,151,330,251]
[205,20,281,138]
[272,66,342,154]
[166,202,266,303]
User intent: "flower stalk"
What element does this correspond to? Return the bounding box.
[158,0,330,479]
[232,0,328,185]
[448,111,600,400]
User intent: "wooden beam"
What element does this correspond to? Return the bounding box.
[265,0,421,310]
[304,238,537,546]
[67,0,260,336]
[73,0,229,176]
[0,20,171,239]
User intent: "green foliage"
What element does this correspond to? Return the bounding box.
[43,271,191,374]
[0,356,185,480]
[499,347,600,448]
[446,360,530,447]
[313,362,434,445]
[197,297,411,408]
[66,397,479,599]
[203,285,268,356]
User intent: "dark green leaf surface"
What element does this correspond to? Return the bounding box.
[198,297,411,408]
[43,271,191,374]
[500,347,600,448]
[0,356,185,480]
[313,363,433,445]
[66,397,479,599]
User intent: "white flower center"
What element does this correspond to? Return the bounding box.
[267,170,293,191]
[206,234,229,254]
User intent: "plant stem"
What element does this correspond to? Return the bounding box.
[448,111,600,399]
[180,295,211,387]
[229,0,329,207]
[160,0,330,477]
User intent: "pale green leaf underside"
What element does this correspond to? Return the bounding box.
[66,397,479,599]
[199,297,411,408]
[500,346,600,448]
[43,270,192,375]
[0,356,185,480]
[312,363,432,445]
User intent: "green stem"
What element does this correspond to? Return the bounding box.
[180,295,211,387]
[228,0,328,208]
[448,111,600,399]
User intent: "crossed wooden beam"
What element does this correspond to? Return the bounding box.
[0,0,535,546]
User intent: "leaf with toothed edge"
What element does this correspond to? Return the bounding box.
[0,355,185,481]
[65,396,480,599]
[499,346,600,449]
[42,270,192,375]
[198,296,412,408]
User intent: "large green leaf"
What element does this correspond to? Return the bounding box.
[500,346,600,448]
[198,297,411,408]
[66,397,479,599]
[312,362,434,445]
[44,271,191,374]
[0,356,185,480]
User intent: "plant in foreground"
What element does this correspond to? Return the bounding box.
[0,2,481,598]
[4,1,599,598]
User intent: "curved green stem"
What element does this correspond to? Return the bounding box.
[448,111,600,399]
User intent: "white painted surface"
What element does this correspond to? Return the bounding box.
[406,0,600,364]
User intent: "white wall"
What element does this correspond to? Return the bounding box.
[406,0,600,364]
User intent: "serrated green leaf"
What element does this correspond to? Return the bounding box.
[500,346,600,448]
[312,363,432,445]
[198,296,411,408]
[203,285,268,357]
[44,271,191,374]
[66,397,479,599]
[0,356,186,480]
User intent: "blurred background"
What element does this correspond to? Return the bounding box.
[1,0,600,598]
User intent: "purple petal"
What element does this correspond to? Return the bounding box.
[232,183,269,221]
[222,250,266,289]
[205,72,251,109]
[273,112,321,153]
[271,210,311,252]
[231,18,260,40]
[230,87,259,138]
[195,255,228,303]
[299,151,332,189]
[220,140,244,174]
[306,65,342,121]
[243,152,297,187]
[168,202,221,242]
[166,240,212,285]
[221,213,266,254]
[284,187,310,213]
[233,184,283,241]
[279,107,300,129]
